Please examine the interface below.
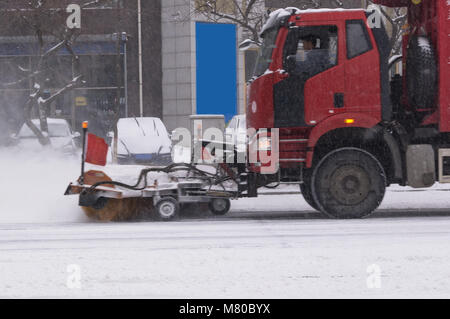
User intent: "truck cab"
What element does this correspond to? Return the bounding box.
[247,8,389,174]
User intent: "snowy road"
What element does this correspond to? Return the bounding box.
[1,153,450,298]
[1,203,450,298]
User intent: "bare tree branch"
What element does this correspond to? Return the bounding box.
[0,0,110,146]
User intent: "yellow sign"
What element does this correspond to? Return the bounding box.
[411,0,422,5]
[75,96,87,106]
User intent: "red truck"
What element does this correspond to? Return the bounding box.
[239,0,450,218]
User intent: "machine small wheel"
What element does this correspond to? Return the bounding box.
[209,198,231,216]
[155,197,179,221]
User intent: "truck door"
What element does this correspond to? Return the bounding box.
[274,22,345,127]
[344,19,382,118]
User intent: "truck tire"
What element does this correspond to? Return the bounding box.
[311,148,386,219]
[155,197,179,221]
[406,35,438,110]
[300,171,319,211]
[209,198,231,216]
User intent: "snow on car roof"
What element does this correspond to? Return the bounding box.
[19,118,71,138]
[117,117,169,137]
[30,118,69,125]
[118,117,162,122]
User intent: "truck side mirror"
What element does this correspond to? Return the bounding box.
[285,55,297,74]
[239,39,260,51]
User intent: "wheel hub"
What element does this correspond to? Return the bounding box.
[160,202,175,217]
[212,199,227,211]
[329,165,370,205]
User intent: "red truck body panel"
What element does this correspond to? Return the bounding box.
[437,0,450,132]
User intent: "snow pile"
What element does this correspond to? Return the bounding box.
[0,148,86,224]
[260,7,300,35]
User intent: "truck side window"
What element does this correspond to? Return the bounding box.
[287,26,338,77]
[346,20,373,59]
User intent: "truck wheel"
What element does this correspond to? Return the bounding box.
[406,35,438,110]
[155,197,179,221]
[300,172,318,211]
[209,198,231,216]
[311,148,386,219]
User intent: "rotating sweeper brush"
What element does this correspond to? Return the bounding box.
[64,122,236,222]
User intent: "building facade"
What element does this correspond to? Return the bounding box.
[161,0,251,131]
[0,0,369,138]
[0,0,162,137]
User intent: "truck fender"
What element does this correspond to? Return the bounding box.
[306,113,380,167]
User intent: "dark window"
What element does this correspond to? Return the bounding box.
[79,55,123,88]
[346,20,373,59]
[39,56,73,89]
[0,57,30,89]
[284,25,338,77]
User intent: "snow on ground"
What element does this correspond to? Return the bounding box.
[1,217,450,298]
[1,150,450,298]
[0,148,87,224]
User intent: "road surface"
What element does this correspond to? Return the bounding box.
[1,197,450,298]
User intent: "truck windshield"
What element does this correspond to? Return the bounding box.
[253,28,279,77]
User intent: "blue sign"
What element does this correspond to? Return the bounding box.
[196,22,237,123]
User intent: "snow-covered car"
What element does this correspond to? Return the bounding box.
[16,118,79,155]
[225,114,247,153]
[111,117,172,165]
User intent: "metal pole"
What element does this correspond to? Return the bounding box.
[123,32,128,117]
[80,121,88,185]
[138,0,144,117]
[112,1,122,163]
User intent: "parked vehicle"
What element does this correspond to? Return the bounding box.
[16,118,79,155]
[111,117,172,165]
[225,115,247,150]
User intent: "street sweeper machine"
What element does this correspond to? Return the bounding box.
[65,0,450,221]
[64,122,236,221]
